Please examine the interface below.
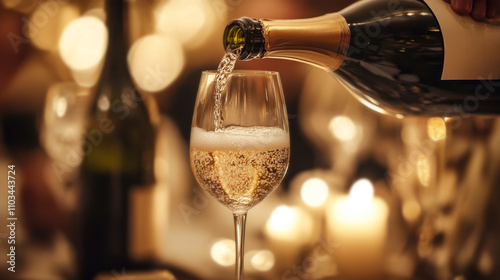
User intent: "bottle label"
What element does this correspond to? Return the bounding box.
[262,13,350,72]
[423,0,500,80]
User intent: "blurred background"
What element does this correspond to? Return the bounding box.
[1,0,500,279]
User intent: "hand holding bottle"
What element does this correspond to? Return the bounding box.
[444,0,499,21]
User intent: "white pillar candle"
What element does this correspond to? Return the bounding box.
[326,179,389,279]
[264,205,314,269]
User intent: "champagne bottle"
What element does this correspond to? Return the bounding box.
[223,0,500,116]
[77,0,157,279]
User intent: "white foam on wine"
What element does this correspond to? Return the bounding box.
[191,126,289,151]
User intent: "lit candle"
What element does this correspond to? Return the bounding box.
[326,179,389,279]
[264,205,314,269]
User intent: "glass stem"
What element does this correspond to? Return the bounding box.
[233,211,247,280]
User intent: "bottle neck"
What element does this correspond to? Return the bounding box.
[224,14,351,72]
[102,0,130,84]
[224,17,266,59]
[90,0,138,116]
[261,13,350,71]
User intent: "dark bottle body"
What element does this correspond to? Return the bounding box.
[337,0,500,116]
[77,1,156,279]
[223,0,500,116]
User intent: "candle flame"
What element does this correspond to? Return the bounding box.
[348,179,374,210]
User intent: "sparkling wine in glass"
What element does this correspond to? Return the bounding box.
[190,70,290,280]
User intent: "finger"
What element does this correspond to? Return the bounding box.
[451,0,474,14]
[471,0,488,20]
[486,0,499,18]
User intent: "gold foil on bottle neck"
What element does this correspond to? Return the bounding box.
[261,13,350,72]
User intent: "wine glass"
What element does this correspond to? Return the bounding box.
[40,82,90,184]
[190,70,290,280]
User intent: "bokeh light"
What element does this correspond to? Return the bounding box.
[97,95,110,112]
[248,250,275,272]
[210,239,235,266]
[2,0,37,13]
[59,15,107,71]
[417,153,431,187]
[329,115,358,142]
[265,205,315,244]
[53,94,67,118]
[300,178,329,207]
[266,205,295,233]
[155,0,216,48]
[29,1,79,52]
[427,117,446,142]
[127,34,184,92]
[402,199,421,223]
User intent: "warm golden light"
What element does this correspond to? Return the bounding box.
[2,0,36,13]
[59,15,107,71]
[348,178,374,212]
[329,115,357,142]
[85,8,106,21]
[94,270,176,280]
[265,205,314,244]
[44,82,88,124]
[417,153,430,187]
[210,239,235,266]
[129,183,169,261]
[427,117,446,141]
[30,1,79,52]
[54,95,68,118]
[155,0,216,48]
[128,34,184,92]
[249,250,275,272]
[97,95,110,112]
[402,199,421,223]
[301,178,329,207]
[267,205,295,233]
[326,179,389,278]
